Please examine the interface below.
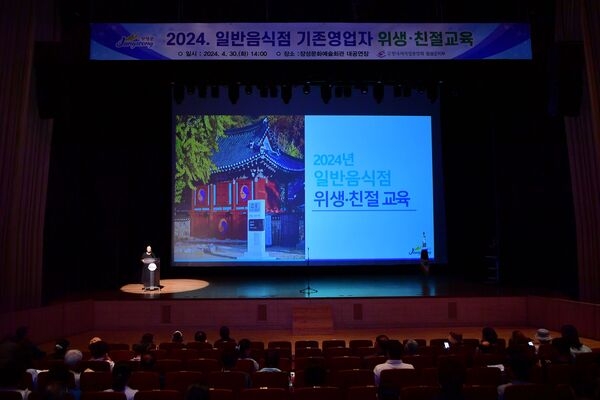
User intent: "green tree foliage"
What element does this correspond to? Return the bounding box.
[269,115,305,159]
[174,115,234,203]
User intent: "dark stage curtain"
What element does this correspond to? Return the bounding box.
[555,0,600,302]
[0,0,59,312]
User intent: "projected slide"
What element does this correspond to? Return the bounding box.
[173,112,438,266]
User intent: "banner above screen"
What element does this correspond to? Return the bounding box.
[90,22,532,61]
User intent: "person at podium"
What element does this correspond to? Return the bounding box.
[141,245,156,260]
[140,245,158,289]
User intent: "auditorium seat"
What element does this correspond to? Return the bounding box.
[163,371,206,394]
[290,386,342,400]
[328,368,373,389]
[208,389,234,400]
[80,392,127,400]
[134,390,181,400]
[128,371,161,391]
[251,371,290,389]
[80,371,113,392]
[238,388,289,400]
[461,384,499,400]
[399,385,441,400]
[325,356,361,372]
[345,385,377,400]
[294,340,319,351]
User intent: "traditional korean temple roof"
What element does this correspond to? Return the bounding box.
[211,117,304,177]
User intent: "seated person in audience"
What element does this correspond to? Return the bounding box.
[0,340,31,400]
[50,338,71,360]
[41,364,81,400]
[437,353,467,400]
[403,339,420,355]
[373,339,414,386]
[214,326,236,349]
[497,349,536,400]
[64,349,83,389]
[184,384,210,400]
[104,362,138,400]
[193,331,210,345]
[560,324,592,356]
[508,330,532,347]
[221,349,251,387]
[533,328,556,361]
[236,338,260,372]
[12,326,46,368]
[258,349,282,372]
[88,337,115,370]
[171,330,186,346]
[374,334,390,356]
[138,333,156,352]
[477,326,499,353]
[447,331,463,349]
[138,351,156,371]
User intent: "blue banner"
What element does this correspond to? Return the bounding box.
[90,22,532,61]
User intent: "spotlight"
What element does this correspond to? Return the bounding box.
[359,83,368,94]
[244,84,253,95]
[320,83,332,104]
[210,85,219,98]
[373,82,384,104]
[303,82,311,95]
[228,84,240,104]
[281,84,292,104]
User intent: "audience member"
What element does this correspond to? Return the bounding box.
[220,349,251,388]
[50,338,71,360]
[448,332,463,348]
[138,333,156,352]
[373,339,414,386]
[193,331,209,344]
[478,326,499,353]
[508,330,531,347]
[138,352,156,371]
[237,338,259,372]
[374,334,390,356]
[104,362,138,400]
[497,350,536,400]
[0,338,31,399]
[214,326,236,350]
[184,384,210,400]
[12,326,46,368]
[560,324,592,356]
[88,337,115,370]
[41,364,80,400]
[171,330,185,345]
[437,354,467,400]
[403,339,420,355]
[64,349,83,390]
[258,349,282,372]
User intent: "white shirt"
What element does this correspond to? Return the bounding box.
[373,359,415,386]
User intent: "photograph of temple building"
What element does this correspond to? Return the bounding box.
[173,116,305,262]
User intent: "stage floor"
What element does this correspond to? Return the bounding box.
[112,268,562,300]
